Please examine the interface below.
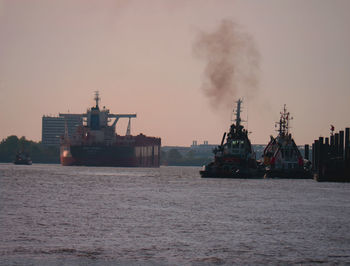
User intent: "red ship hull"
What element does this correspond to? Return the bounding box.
[60,135,161,167]
[60,156,77,166]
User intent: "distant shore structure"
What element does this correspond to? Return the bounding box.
[313,127,350,182]
[42,114,83,146]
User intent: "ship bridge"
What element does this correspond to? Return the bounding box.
[83,91,137,135]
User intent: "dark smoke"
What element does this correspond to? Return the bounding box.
[194,19,260,110]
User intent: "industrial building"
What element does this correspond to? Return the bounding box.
[42,114,83,146]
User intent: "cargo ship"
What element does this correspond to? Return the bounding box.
[60,92,161,167]
[262,105,311,178]
[200,99,263,178]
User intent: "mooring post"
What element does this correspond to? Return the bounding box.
[330,135,335,157]
[312,142,315,170]
[304,144,309,160]
[319,137,324,156]
[345,128,350,163]
[335,133,339,157]
[339,130,344,160]
[315,140,320,172]
[324,137,329,162]
[318,137,324,179]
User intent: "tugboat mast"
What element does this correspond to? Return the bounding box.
[234,99,243,127]
[277,104,292,136]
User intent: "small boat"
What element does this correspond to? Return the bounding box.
[200,99,263,178]
[14,151,32,165]
[262,105,311,179]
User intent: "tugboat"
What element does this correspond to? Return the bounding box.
[200,99,263,178]
[262,105,311,178]
[14,151,32,165]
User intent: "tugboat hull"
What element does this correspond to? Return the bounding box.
[14,152,32,165]
[200,169,263,179]
[264,169,312,179]
[262,105,312,179]
[200,160,264,178]
[14,160,32,165]
[199,99,262,179]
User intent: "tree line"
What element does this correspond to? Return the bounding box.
[161,148,213,166]
[0,135,213,166]
[0,136,60,163]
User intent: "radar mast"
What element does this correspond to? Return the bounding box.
[276,104,293,136]
[234,98,243,127]
[94,91,100,108]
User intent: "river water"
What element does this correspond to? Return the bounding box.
[0,164,349,265]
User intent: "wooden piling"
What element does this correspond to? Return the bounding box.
[345,128,350,163]
[314,126,350,182]
[339,130,344,160]
[314,140,319,171]
[318,137,324,180]
[330,135,335,146]
[335,133,339,156]
[312,142,315,169]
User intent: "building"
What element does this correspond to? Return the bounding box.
[191,140,214,151]
[42,114,83,146]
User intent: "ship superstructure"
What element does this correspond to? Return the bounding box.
[200,99,262,178]
[60,92,161,167]
[263,105,311,178]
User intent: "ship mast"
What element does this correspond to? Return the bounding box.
[277,104,292,136]
[94,91,100,108]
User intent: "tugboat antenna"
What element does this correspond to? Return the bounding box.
[276,104,293,136]
[231,98,247,127]
[235,98,242,126]
[247,104,249,134]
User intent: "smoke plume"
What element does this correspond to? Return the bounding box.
[194,19,260,110]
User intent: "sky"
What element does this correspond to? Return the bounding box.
[0,0,349,146]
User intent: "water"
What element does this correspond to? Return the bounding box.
[0,164,349,265]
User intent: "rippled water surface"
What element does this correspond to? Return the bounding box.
[0,163,350,265]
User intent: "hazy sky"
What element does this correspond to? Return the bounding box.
[1,0,349,146]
